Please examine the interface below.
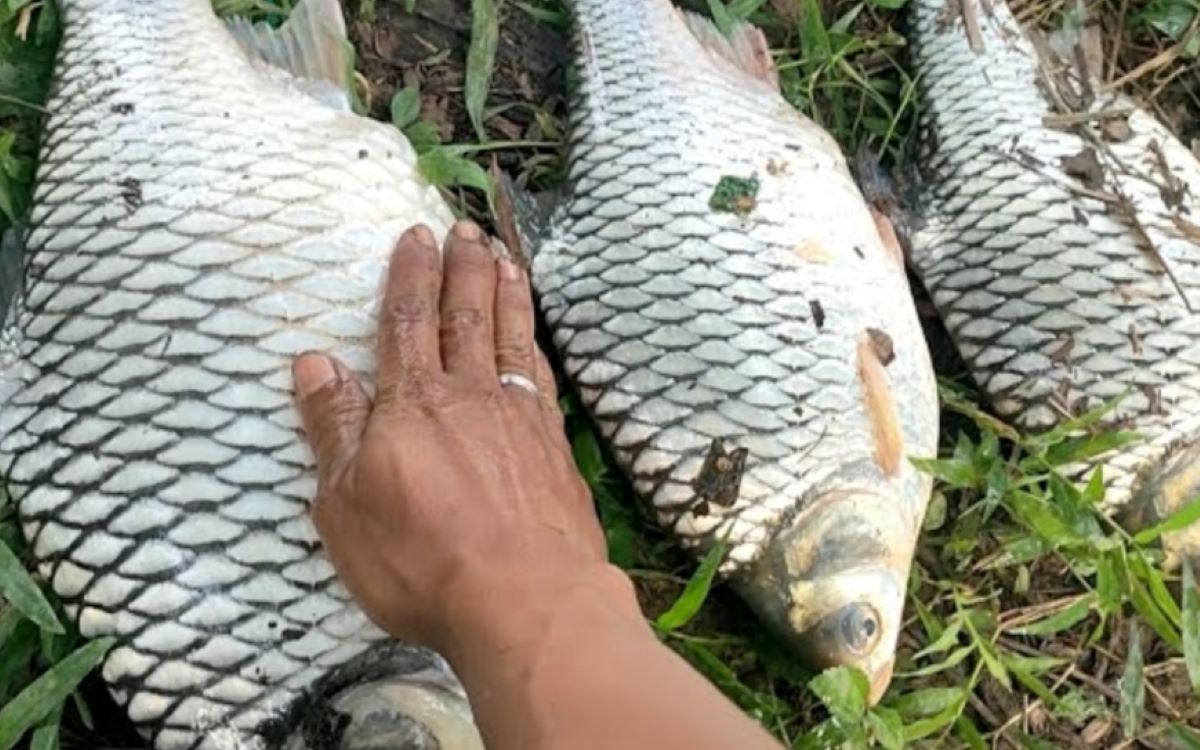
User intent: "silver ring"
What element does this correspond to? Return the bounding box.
[499,372,539,396]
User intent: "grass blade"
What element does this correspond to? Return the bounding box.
[1132,499,1200,545]
[0,637,114,750]
[1010,595,1094,637]
[466,0,501,141]
[655,538,727,633]
[1120,623,1144,740]
[0,540,62,635]
[1184,561,1200,696]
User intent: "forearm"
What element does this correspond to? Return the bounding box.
[444,566,784,750]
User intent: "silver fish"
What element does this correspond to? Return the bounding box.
[0,1,483,748]
[530,0,940,699]
[910,0,1200,566]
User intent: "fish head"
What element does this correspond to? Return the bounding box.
[279,644,483,750]
[742,484,919,704]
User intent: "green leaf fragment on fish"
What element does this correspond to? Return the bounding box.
[709,176,760,217]
[466,0,501,141]
[418,149,492,197]
[655,537,727,633]
[0,539,62,635]
[0,637,114,750]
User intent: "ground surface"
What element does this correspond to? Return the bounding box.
[1,0,1199,748]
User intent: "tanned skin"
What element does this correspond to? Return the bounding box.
[292,221,784,750]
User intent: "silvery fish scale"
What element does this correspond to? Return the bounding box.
[0,1,482,748]
[534,0,939,689]
[910,0,1200,557]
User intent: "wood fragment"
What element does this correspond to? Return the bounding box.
[960,0,986,52]
[857,332,904,477]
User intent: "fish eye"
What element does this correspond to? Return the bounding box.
[837,603,883,656]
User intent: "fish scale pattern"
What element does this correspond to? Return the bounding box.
[0,1,456,748]
[910,0,1200,506]
[535,0,939,571]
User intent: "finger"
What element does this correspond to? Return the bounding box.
[377,225,443,401]
[533,348,564,420]
[494,256,541,407]
[293,352,372,489]
[440,221,499,384]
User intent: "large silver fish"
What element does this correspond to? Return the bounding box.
[909,0,1200,566]
[530,0,940,700]
[0,1,484,748]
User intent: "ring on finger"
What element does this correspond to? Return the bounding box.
[499,371,539,396]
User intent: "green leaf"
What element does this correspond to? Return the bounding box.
[404,121,442,154]
[655,538,727,633]
[0,637,115,750]
[910,457,977,488]
[1132,498,1200,545]
[890,687,964,719]
[0,540,62,634]
[1010,595,1094,637]
[866,706,904,750]
[705,0,736,35]
[389,84,421,130]
[28,708,58,750]
[1169,723,1200,750]
[808,666,869,727]
[1042,431,1139,467]
[465,0,500,141]
[1183,561,1200,696]
[913,620,962,659]
[954,715,988,750]
[1120,623,1145,740]
[417,149,492,196]
[866,0,908,8]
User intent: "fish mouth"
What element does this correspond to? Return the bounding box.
[1127,441,1200,572]
[272,643,482,750]
[740,488,914,703]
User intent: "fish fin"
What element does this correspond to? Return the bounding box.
[225,0,356,109]
[492,165,556,268]
[678,12,779,90]
[853,145,915,268]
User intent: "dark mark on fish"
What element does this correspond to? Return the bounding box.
[110,102,133,115]
[281,628,305,642]
[1101,116,1133,143]
[691,438,749,514]
[1129,323,1143,356]
[119,178,143,210]
[1141,383,1164,415]
[358,149,369,160]
[866,328,895,366]
[1061,147,1104,190]
[810,299,826,330]
[1072,205,1089,225]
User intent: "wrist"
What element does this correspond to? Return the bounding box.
[436,562,643,678]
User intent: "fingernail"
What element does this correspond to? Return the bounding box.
[294,353,338,399]
[499,257,521,281]
[452,220,482,241]
[406,224,436,249]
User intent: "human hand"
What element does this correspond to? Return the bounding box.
[291,221,636,660]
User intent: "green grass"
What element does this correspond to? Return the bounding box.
[0,0,1198,748]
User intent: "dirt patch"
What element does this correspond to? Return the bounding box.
[346,0,568,164]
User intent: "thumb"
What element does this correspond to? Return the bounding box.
[293,352,372,488]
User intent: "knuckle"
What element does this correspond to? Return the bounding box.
[386,293,437,326]
[495,333,533,367]
[441,308,489,338]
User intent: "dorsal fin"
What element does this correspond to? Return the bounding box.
[679,11,780,90]
[225,0,355,109]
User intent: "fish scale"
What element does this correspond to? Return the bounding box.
[910,0,1200,559]
[534,0,939,697]
[0,1,486,748]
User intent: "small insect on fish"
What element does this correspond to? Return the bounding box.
[0,1,483,748]
[908,0,1200,569]
[526,0,940,702]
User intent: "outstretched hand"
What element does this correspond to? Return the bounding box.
[291,221,629,656]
